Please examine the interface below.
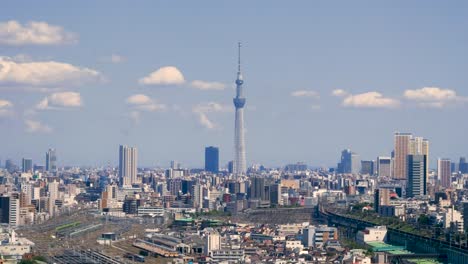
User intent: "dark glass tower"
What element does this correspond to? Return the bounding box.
[205,146,219,173]
[407,154,427,197]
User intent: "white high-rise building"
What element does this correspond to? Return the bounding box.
[233,43,247,176]
[119,145,138,187]
[192,184,204,209]
[444,206,463,232]
[204,229,221,256]
[48,181,59,216]
[9,198,19,227]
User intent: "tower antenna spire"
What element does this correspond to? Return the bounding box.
[238,42,241,73]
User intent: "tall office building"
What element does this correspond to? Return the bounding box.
[48,180,59,216]
[5,159,16,173]
[119,145,138,187]
[192,183,204,209]
[205,146,219,173]
[361,160,374,175]
[233,43,247,176]
[270,183,282,206]
[409,137,429,180]
[337,149,360,174]
[407,155,427,197]
[438,158,452,188]
[249,177,265,200]
[22,158,33,173]
[460,157,468,174]
[374,188,390,212]
[463,202,468,232]
[45,148,57,172]
[393,133,412,179]
[170,160,180,170]
[377,156,392,177]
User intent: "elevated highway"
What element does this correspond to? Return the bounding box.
[319,206,468,263]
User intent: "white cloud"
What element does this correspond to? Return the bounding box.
[0,99,14,117]
[0,57,102,88]
[197,112,216,130]
[126,94,166,112]
[25,119,52,133]
[342,91,400,109]
[190,80,225,90]
[291,90,319,98]
[100,54,125,64]
[139,66,185,85]
[36,92,82,110]
[126,94,152,105]
[0,20,77,45]
[192,102,231,130]
[0,99,13,108]
[332,89,348,97]
[404,87,456,101]
[193,102,231,113]
[403,87,467,108]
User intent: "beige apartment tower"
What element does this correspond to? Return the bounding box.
[393,133,412,179]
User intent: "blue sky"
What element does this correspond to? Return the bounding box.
[0,1,467,168]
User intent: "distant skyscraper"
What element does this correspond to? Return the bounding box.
[233,42,247,176]
[393,132,412,179]
[360,160,374,175]
[22,158,33,173]
[205,146,219,173]
[460,157,468,174]
[5,159,15,173]
[377,156,392,177]
[337,149,360,174]
[119,145,137,187]
[409,137,429,180]
[45,148,57,172]
[170,160,180,170]
[227,161,234,174]
[438,158,451,188]
[407,154,427,197]
[249,177,265,200]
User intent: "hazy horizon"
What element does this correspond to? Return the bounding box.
[1,1,468,167]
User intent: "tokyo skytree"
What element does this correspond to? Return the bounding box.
[233,42,247,176]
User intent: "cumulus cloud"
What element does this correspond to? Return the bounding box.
[0,20,77,45]
[126,94,166,112]
[403,87,467,108]
[291,90,319,98]
[190,80,225,90]
[341,91,400,109]
[139,66,185,85]
[36,92,82,110]
[25,119,52,133]
[332,89,348,97]
[0,57,102,88]
[192,102,231,130]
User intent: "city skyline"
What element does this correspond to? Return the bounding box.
[1,1,468,167]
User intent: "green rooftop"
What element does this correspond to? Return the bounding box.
[366,241,406,252]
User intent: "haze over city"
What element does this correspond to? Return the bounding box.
[1,1,468,168]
